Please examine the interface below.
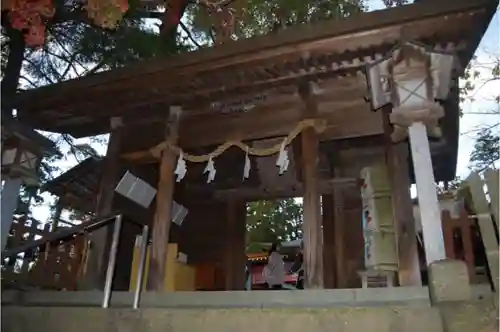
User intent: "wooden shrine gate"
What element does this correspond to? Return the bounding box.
[6,0,497,296]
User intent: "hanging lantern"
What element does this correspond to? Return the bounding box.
[365,41,456,142]
[1,118,58,186]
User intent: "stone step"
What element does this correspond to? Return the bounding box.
[1,287,431,308]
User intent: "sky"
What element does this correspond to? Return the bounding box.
[455,11,500,177]
[28,0,500,224]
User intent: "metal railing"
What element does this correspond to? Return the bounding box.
[2,213,150,310]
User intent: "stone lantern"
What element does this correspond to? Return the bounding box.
[365,41,456,265]
[1,118,57,251]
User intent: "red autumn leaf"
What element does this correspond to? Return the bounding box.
[25,24,45,47]
[116,0,128,13]
[8,11,28,30]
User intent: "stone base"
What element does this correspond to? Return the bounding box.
[428,259,471,303]
[1,306,445,332]
[358,269,396,288]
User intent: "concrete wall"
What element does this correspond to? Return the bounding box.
[1,288,497,332]
[2,306,442,332]
[438,300,498,332]
[2,300,497,332]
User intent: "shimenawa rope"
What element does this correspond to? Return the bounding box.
[149,118,327,162]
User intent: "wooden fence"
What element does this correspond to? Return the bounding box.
[462,169,499,292]
[1,216,87,290]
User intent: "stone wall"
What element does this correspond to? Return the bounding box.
[2,300,497,332]
[2,306,443,332]
[2,285,496,332]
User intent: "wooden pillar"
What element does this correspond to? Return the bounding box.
[298,81,323,289]
[147,106,182,291]
[441,209,475,280]
[382,106,421,286]
[236,201,247,290]
[224,198,246,290]
[333,186,347,288]
[322,194,336,288]
[301,128,324,288]
[387,144,422,286]
[85,117,123,289]
[225,199,236,290]
[343,188,364,288]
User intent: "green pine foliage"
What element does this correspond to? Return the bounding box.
[246,198,303,251]
[469,128,499,172]
[189,0,366,43]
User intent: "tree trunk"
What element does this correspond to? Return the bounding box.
[160,0,189,49]
[2,26,25,119]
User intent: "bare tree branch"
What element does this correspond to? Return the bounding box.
[23,58,55,84]
[84,57,109,75]
[180,21,202,48]
[49,29,92,73]
[462,111,500,115]
[469,77,500,98]
[460,123,500,136]
[18,75,38,88]
[43,47,80,79]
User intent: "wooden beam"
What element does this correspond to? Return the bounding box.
[210,178,358,201]
[146,106,182,291]
[182,98,379,147]
[252,138,299,191]
[83,117,123,289]
[300,82,324,289]
[120,99,383,161]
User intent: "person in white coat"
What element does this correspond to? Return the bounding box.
[263,242,285,290]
